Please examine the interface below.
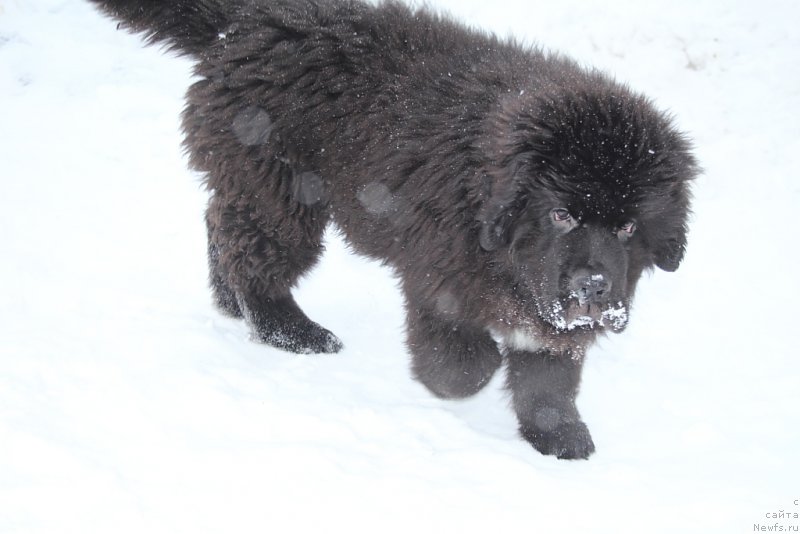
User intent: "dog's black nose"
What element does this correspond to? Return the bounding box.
[570,272,611,303]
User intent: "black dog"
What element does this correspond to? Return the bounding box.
[89,0,697,459]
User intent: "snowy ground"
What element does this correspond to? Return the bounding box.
[1,1,798,532]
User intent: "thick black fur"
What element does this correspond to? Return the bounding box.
[89,0,697,459]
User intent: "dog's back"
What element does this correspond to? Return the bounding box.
[89,0,516,353]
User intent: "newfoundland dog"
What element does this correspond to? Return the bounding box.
[89,0,697,459]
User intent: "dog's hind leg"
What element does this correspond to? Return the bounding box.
[207,220,243,318]
[205,163,342,354]
[406,307,502,399]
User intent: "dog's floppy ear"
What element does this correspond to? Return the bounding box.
[479,96,542,251]
[478,179,515,251]
[652,183,692,272]
[654,232,686,272]
[477,165,528,251]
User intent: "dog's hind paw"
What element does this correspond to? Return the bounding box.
[254,322,343,354]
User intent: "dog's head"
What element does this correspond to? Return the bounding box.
[479,86,697,333]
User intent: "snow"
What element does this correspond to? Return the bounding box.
[601,303,628,330]
[1,1,799,533]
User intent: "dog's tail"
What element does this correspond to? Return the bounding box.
[88,0,229,56]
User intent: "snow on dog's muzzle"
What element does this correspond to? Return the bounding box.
[544,297,628,333]
[569,271,611,305]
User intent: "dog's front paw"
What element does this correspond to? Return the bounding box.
[520,419,595,460]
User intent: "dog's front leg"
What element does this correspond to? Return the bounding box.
[505,349,595,459]
[406,307,503,399]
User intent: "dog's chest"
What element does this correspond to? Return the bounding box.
[490,328,543,353]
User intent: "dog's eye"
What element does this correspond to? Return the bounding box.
[552,208,572,222]
[620,221,636,234]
